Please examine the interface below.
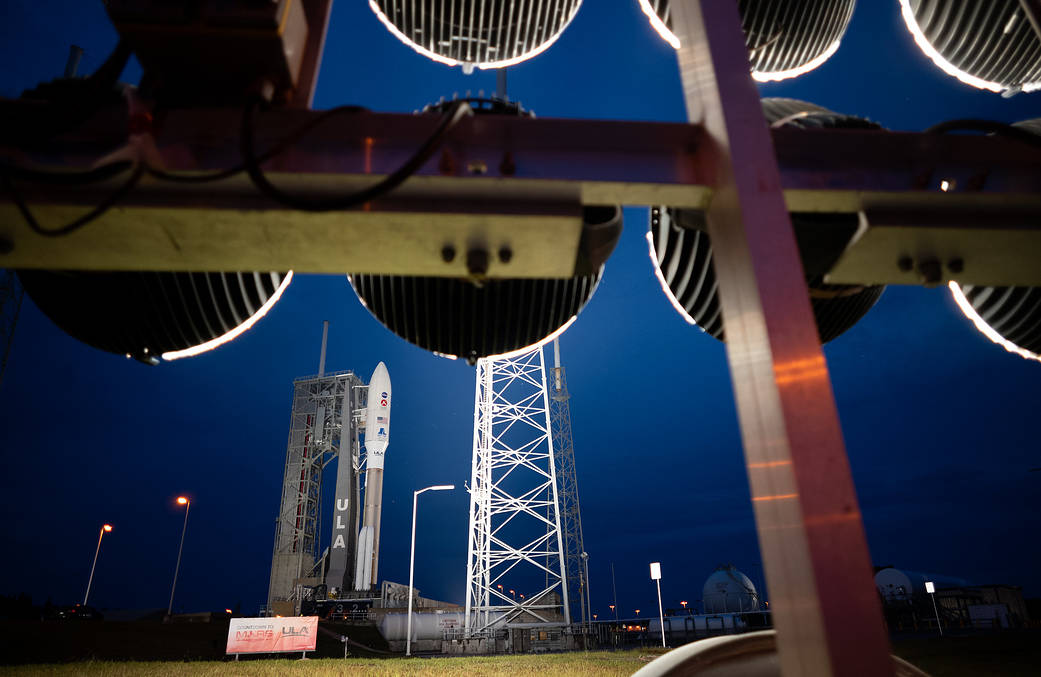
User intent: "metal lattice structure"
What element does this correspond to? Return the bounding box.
[548,339,591,625]
[465,346,570,635]
[0,270,23,385]
[267,369,365,613]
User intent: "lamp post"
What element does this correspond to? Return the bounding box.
[83,524,113,606]
[406,484,454,657]
[925,581,943,637]
[168,496,190,617]
[650,562,665,648]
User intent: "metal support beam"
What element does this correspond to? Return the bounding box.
[2,102,1039,281]
[671,1,893,675]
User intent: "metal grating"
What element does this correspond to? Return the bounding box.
[371,0,584,68]
[902,0,1041,93]
[348,273,601,363]
[649,98,885,344]
[640,0,856,78]
[950,117,1041,358]
[958,284,1041,354]
[17,270,289,362]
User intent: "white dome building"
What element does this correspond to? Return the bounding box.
[702,565,760,613]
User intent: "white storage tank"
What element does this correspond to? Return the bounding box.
[702,565,761,614]
[378,610,467,642]
[874,567,969,602]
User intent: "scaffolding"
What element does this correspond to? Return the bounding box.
[267,369,365,613]
[465,346,570,634]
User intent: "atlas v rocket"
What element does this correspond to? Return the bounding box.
[354,361,391,591]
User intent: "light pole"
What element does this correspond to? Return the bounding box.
[407,484,454,657]
[925,581,943,636]
[168,496,190,617]
[83,524,113,606]
[650,562,665,648]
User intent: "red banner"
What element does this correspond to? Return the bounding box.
[226,616,318,655]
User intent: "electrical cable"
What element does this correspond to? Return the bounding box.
[925,118,1041,148]
[145,105,368,184]
[240,97,473,212]
[1,163,143,238]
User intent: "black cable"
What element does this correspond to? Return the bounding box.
[1,163,143,238]
[925,119,1041,148]
[240,97,473,212]
[146,105,368,184]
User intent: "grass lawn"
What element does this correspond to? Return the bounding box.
[891,632,1041,677]
[0,650,666,676]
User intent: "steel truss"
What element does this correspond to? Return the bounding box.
[549,340,591,625]
[267,369,364,612]
[465,347,571,634]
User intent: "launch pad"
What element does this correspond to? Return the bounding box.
[266,324,393,617]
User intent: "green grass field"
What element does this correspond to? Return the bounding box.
[0,650,665,677]
[5,633,1041,676]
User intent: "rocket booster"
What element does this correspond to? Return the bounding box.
[355,361,391,590]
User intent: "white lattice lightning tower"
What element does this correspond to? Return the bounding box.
[549,338,591,625]
[465,346,571,634]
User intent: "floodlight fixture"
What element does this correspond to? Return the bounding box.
[648,99,885,343]
[898,0,1041,95]
[637,0,856,82]
[349,99,622,364]
[369,0,584,71]
[946,117,1041,364]
[18,270,292,364]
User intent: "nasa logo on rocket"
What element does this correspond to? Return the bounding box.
[365,362,391,468]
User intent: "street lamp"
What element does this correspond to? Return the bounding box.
[168,496,190,617]
[925,581,942,637]
[83,524,113,606]
[406,484,454,657]
[650,562,665,648]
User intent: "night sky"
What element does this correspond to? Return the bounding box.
[1,1,1039,622]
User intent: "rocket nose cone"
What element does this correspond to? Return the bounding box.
[370,361,389,382]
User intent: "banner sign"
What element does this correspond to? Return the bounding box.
[226,616,318,655]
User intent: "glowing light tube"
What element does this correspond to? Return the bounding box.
[949,281,1040,364]
[898,0,1041,94]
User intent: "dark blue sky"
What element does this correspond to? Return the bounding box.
[1,1,1038,620]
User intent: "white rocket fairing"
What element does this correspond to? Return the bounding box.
[355,361,392,591]
[365,362,391,467]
